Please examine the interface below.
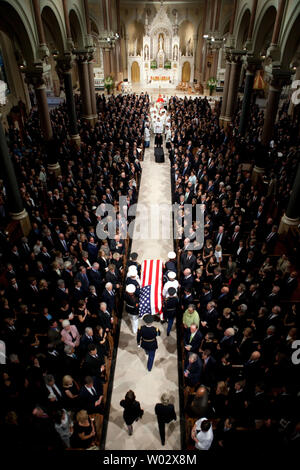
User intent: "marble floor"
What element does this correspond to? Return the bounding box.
[105,119,181,450]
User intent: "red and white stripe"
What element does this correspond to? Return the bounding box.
[141,259,163,317]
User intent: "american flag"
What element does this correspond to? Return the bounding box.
[139,259,163,318]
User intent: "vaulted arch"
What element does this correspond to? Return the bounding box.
[69,8,85,49]
[280,8,300,69]
[41,5,65,54]
[236,9,251,50]
[253,5,277,57]
[0,0,35,64]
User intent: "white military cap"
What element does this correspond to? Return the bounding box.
[168,251,176,259]
[126,284,136,293]
[168,271,177,280]
[127,265,138,276]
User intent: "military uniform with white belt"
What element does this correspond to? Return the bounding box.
[125,284,139,334]
[137,315,160,371]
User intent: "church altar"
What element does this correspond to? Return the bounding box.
[127,3,194,88]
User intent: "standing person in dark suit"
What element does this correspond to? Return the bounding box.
[83,343,105,381]
[79,376,104,414]
[184,353,203,387]
[101,282,115,313]
[154,133,163,148]
[155,393,177,446]
[120,390,144,435]
[181,250,197,273]
[137,315,160,371]
[184,324,203,355]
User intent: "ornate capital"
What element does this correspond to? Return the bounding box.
[229,52,242,64]
[73,50,90,64]
[265,68,292,90]
[24,63,51,88]
[245,57,262,74]
[55,53,74,78]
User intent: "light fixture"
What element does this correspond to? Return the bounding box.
[203,34,209,39]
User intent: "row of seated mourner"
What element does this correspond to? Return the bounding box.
[0,90,300,452]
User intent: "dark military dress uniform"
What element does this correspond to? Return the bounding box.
[163,295,179,336]
[125,277,141,296]
[127,259,141,277]
[164,259,177,273]
[125,292,139,315]
[137,322,160,371]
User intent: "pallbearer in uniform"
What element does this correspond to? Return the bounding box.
[126,265,141,297]
[162,271,179,298]
[125,284,139,334]
[127,252,141,276]
[163,287,179,336]
[164,251,177,274]
[137,315,160,371]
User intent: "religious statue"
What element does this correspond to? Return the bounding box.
[158,33,164,51]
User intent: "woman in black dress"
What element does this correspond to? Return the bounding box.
[71,409,97,449]
[120,390,143,435]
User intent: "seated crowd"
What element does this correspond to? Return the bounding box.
[165,95,300,450]
[0,90,299,451]
[0,93,148,450]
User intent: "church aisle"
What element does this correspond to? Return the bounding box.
[105,123,181,450]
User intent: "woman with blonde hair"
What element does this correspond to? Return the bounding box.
[155,393,177,446]
[71,410,98,449]
[62,375,80,411]
[212,381,229,417]
[214,244,222,266]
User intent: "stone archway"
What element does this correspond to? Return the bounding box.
[182,61,191,83]
[131,61,140,82]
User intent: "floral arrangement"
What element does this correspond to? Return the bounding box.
[207,76,218,95]
[164,60,171,69]
[104,75,114,94]
[150,60,157,69]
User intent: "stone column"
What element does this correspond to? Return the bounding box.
[83,0,91,35]
[247,0,258,42]
[62,0,72,39]
[239,61,258,135]
[271,0,287,46]
[116,0,122,78]
[0,115,31,235]
[76,53,93,123]
[279,161,300,234]
[102,0,108,30]
[25,67,60,175]
[103,48,112,77]
[261,71,291,146]
[229,0,238,36]
[110,47,117,79]
[88,53,98,120]
[214,0,222,32]
[219,55,231,125]
[223,54,242,125]
[56,54,80,146]
[34,82,53,141]
[210,0,215,32]
[32,0,46,45]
